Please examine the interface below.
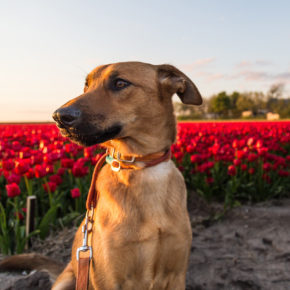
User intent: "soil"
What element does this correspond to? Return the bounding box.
[1,193,290,290]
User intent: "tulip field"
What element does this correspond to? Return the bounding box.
[0,121,289,254]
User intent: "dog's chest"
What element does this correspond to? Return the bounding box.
[95,162,174,234]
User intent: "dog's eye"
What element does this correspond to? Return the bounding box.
[114,79,131,90]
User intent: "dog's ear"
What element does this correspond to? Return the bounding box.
[157,64,202,105]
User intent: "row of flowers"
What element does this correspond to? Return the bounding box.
[172,121,289,205]
[0,121,289,254]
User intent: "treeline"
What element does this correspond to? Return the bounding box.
[175,83,290,120]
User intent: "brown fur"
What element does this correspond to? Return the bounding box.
[1,62,202,290]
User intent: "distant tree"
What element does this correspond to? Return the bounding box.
[267,83,284,100]
[175,85,289,120]
[266,83,287,115]
[229,91,241,118]
[208,92,231,118]
[236,94,255,113]
[277,99,290,118]
[268,98,290,118]
[250,91,267,112]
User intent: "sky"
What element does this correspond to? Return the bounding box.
[0,0,289,122]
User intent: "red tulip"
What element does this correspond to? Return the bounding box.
[6,173,21,184]
[232,139,239,149]
[43,181,57,193]
[19,147,31,159]
[278,170,289,177]
[190,154,201,164]
[72,163,89,177]
[178,165,184,172]
[34,165,47,178]
[14,159,30,175]
[247,137,255,147]
[255,139,263,149]
[228,165,237,176]
[45,164,54,174]
[2,159,14,171]
[25,168,35,179]
[241,164,247,171]
[6,183,21,198]
[71,188,81,198]
[248,153,258,162]
[12,141,21,151]
[15,212,24,220]
[57,167,66,176]
[49,174,62,185]
[206,177,214,184]
[61,158,74,169]
[236,150,245,160]
[262,162,272,172]
[31,153,43,165]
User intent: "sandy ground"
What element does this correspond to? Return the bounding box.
[1,194,290,290]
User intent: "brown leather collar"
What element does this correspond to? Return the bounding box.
[106,147,171,171]
[86,149,171,210]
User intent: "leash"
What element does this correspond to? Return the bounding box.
[76,148,171,290]
[76,153,107,290]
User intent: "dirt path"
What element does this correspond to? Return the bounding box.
[1,196,290,290]
[187,198,290,290]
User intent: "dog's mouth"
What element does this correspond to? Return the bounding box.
[57,124,122,146]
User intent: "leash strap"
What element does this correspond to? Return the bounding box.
[76,257,90,290]
[86,153,108,210]
[76,153,107,290]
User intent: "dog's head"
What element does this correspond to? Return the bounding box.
[53,62,202,152]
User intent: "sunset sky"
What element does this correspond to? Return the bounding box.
[0,0,289,122]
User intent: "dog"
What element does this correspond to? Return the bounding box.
[1,61,202,290]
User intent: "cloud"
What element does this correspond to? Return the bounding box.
[276,72,290,79]
[235,60,273,69]
[193,71,225,81]
[234,70,269,81]
[255,60,272,66]
[231,69,290,84]
[236,61,252,68]
[232,59,289,85]
[181,57,216,71]
[180,58,222,82]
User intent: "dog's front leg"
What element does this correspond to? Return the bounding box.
[52,261,75,290]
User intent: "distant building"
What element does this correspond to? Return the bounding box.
[204,113,218,119]
[242,110,253,118]
[267,112,280,120]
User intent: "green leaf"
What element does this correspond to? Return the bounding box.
[38,203,61,239]
[59,211,82,227]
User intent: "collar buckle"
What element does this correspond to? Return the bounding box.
[106,148,136,172]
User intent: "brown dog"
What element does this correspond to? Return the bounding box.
[51,61,202,290]
[0,61,202,290]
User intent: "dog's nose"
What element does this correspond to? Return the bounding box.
[52,107,81,127]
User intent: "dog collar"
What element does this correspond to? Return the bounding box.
[105,147,171,172]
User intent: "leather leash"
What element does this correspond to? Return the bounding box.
[76,149,171,290]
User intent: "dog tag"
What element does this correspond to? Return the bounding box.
[111,160,121,172]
